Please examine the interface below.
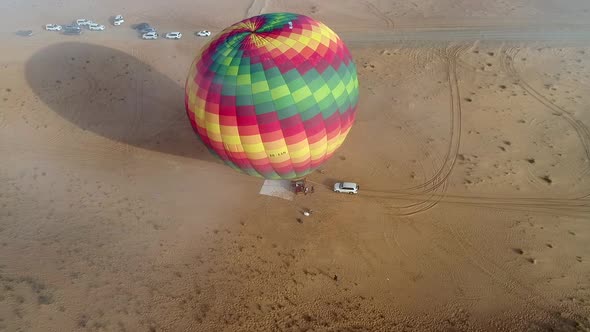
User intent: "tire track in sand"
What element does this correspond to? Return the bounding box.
[319,26,590,216]
[361,186,590,218]
[350,43,590,217]
[439,221,555,311]
[415,44,465,193]
[246,0,269,18]
[311,45,465,216]
[501,47,590,181]
[386,44,465,216]
[361,44,590,217]
[364,1,395,30]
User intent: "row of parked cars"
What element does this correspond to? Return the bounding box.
[44,15,210,40]
[134,22,210,40]
[45,16,120,35]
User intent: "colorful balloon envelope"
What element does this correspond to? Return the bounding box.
[185,13,359,180]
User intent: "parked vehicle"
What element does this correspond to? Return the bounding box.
[165,32,182,39]
[63,28,82,35]
[45,24,62,31]
[196,30,211,37]
[142,31,158,40]
[134,23,151,30]
[113,15,124,26]
[333,182,359,194]
[63,25,82,35]
[64,24,81,29]
[75,19,92,26]
[88,23,105,31]
[140,27,156,34]
[16,30,33,37]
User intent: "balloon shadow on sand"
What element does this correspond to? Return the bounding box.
[25,41,216,161]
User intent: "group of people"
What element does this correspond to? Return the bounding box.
[304,186,315,195]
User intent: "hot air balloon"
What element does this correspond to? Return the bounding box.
[185,13,359,180]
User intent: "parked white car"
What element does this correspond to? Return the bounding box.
[45,24,62,31]
[165,32,182,39]
[197,30,211,37]
[333,182,359,194]
[113,15,124,26]
[17,30,33,37]
[88,23,105,31]
[76,19,92,26]
[142,31,158,40]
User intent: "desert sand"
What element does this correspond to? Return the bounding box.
[1,0,590,331]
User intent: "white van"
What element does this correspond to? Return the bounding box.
[142,31,158,40]
[76,19,92,26]
[333,182,359,194]
[165,32,182,39]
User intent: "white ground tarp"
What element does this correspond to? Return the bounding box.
[259,179,294,201]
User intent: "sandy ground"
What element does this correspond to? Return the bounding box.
[2,0,590,331]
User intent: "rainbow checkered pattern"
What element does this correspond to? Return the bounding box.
[185,13,359,180]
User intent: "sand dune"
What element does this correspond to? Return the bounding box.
[1,0,590,331]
